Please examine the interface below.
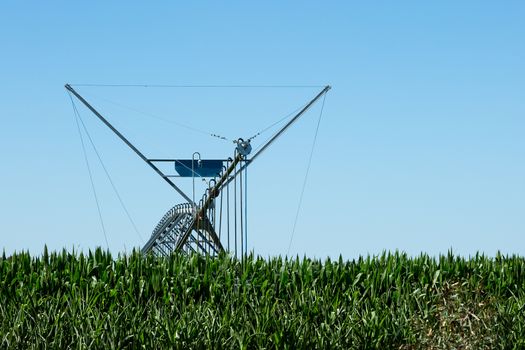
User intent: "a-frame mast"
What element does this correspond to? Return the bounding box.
[65,84,193,204]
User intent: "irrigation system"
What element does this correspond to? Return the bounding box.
[66,84,330,257]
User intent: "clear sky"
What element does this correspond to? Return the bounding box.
[1,2,523,258]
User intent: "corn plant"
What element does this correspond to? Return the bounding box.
[1,248,524,349]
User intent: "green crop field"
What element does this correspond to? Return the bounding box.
[1,248,524,349]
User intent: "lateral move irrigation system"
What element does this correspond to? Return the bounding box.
[65,84,330,257]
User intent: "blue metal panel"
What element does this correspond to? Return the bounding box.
[174,159,224,177]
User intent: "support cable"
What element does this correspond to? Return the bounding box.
[72,95,145,244]
[68,94,109,249]
[73,86,319,144]
[286,93,327,255]
[77,91,232,142]
[247,103,306,142]
[69,84,325,88]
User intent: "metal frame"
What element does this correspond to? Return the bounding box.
[66,84,330,256]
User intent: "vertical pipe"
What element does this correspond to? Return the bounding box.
[192,152,200,209]
[240,159,244,261]
[245,164,248,256]
[226,168,230,252]
[218,187,223,242]
[234,151,238,258]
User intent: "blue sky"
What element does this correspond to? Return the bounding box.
[1,2,523,258]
